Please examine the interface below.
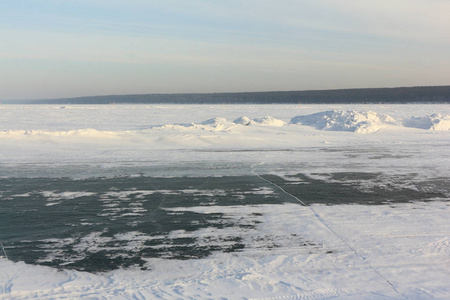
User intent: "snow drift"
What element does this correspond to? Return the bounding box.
[233,116,252,126]
[158,117,236,132]
[232,116,286,126]
[404,113,450,130]
[251,116,286,126]
[290,110,396,133]
[158,116,285,131]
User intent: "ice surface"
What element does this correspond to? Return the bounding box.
[1,201,449,299]
[1,104,450,299]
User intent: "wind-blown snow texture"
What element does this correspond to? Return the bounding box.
[1,104,450,299]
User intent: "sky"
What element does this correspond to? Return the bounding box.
[1,0,449,100]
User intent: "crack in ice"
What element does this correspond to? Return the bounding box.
[250,167,408,300]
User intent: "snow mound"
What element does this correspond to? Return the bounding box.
[198,117,236,131]
[161,117,235,132]
[200,117,235,130]
[159,116,286,131]
[290,110,396,133]
[233,116,285,126]
[251,116,286,127]
[200,117,228,126]
[233,116,252,126]
[404,113,450,130]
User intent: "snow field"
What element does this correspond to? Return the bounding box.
[1,104,450,299]
[1,104,450,180]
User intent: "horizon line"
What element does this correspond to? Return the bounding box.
[3,84,450,102]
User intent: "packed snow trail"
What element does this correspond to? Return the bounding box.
[250,167,407,299]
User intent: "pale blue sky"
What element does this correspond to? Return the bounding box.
[1,0,449,100]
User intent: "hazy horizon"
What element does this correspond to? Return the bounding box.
[6,84,450,102]
[1,1,450,100]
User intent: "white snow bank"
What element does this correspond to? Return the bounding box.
[200,117,230,129]
[404,113,450,130]
[159,117,236,132]
[233,116,252,125]
[233,116,285,126]
[251,116,286,126]
[290,110,396,133]
[158,116,285,132]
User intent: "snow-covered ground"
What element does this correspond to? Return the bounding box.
[1,104,450,178]
[1,104,450,299]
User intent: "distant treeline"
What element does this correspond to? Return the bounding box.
[6,86,450,104]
